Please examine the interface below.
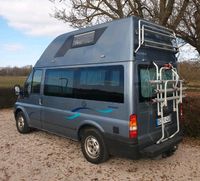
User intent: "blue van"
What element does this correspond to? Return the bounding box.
[14,16,185,164]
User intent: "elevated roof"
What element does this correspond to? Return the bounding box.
[35,17,136,68]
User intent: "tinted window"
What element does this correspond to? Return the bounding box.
[24,71,33,96]
[76,66,124,103]
[140,67,156,98]
[44,69,74,97]
[54,27,106,58]
[44,65,124,103]
[80,69,106,86]
[32,70,42,94]
[72,31,95,47]
[139,66,172,101]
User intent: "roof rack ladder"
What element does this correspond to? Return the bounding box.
[135,19,178,53]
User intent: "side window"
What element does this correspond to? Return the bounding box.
[79,68,106,86]
[43,66,124,102]
[44,69,74,97]
[32,70,43,94]
[24,71,33,96]
[76,65,124,103]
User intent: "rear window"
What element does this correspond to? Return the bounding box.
[139,66,172,101]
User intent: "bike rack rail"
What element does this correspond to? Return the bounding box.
[150,62,186,144]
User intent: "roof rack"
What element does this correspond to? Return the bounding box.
[135,19,178,53]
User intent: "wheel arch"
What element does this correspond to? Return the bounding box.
[14,106,30,124]
[14,108,23,119]
[77,121,105,141]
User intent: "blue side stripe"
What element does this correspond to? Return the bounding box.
[67,113,81,120]
[97,109,113,113]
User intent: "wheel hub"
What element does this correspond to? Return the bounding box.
[18,116,25,130]
[85,136,100,159]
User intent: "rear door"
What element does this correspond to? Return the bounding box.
[137,64,177,147]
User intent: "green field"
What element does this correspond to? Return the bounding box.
[0,76,27,109]
[0,76,27,88]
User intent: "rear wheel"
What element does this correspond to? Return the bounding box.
[80,128,109,164]
[16,111,31,134]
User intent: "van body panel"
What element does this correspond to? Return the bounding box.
[14,16,183,160]
[40,62,132,139]
[15,96,42,129]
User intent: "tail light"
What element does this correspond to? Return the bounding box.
[129,114,138,138]
[179,103,184,122]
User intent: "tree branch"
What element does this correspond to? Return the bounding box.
[171,0,190,29]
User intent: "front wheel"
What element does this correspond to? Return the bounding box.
[16,111,31,134]
[80,128,109,164]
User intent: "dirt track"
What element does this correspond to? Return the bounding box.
[0,109,200,181]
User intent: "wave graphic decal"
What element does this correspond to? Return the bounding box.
[67,113,81,120]
[66,107,116,120]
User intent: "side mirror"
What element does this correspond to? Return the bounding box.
[14,85,21,96]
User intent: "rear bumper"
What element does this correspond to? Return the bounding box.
[104,133,183,159]
[140,135,182,157]
[104,133,140,159]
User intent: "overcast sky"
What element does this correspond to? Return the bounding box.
[0,0,199,67]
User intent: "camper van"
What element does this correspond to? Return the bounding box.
[14,16,185,164]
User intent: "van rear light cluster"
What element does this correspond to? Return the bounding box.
[129,114,138,138]
[179,103,184,122]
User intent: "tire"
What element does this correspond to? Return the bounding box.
[80,128,109,164]
[16,111,31,134]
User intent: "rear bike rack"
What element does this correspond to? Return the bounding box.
[150,62,186,144]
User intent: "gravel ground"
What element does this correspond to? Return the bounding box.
[0,109,200,181]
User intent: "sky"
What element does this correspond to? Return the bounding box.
[0,0,199,67]
[0,0,72,67]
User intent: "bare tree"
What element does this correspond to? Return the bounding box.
[176,0,200,54]
[50,0,200,55]
[0,66,32,76]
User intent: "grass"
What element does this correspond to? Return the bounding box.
[0,76,27,109]
[0,76,26,88]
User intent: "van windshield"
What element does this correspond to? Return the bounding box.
[139,66,172,101]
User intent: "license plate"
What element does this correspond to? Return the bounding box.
[156,115,171,126]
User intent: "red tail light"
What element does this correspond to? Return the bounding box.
[129,114,138,138]
[179,103,184,122]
